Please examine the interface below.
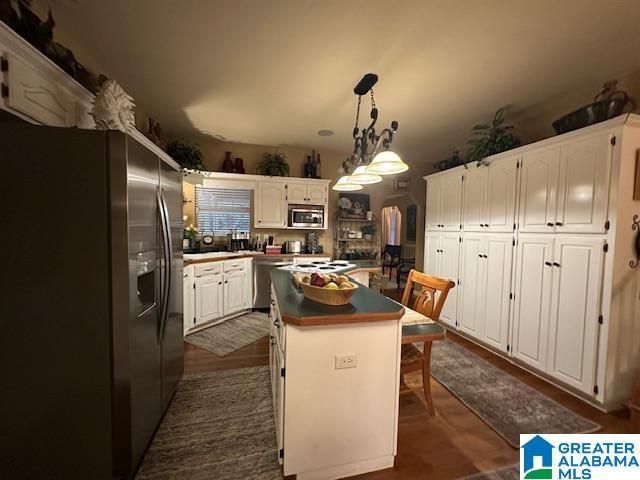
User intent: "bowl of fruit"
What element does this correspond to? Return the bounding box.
[294,272,359,306]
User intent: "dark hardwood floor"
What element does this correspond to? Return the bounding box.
[183,289,634,480]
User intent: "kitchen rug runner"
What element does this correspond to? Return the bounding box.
[136,365,282,480]
[185,311,270,356]
[425,340,600,447]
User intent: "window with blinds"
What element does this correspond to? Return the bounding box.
[195,186,251,234]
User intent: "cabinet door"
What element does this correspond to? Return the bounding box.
[518,148,560,233]
[425,178,443,230]
[462,167,488,232]
[224,270,247,316]
[486,157,518,232]
[458,234,484,337]
[556,134,611,234]
[287,182,308,203]
[183,271,195,333]
[424,233,441,276]
[441,172,463,230]
[307,184,327,204]
[438,233,460,328]
[195,274,223,324]
[512,235,554,370]
[547,237,603,393]
[480,235,513,352]
[256,182,287,228]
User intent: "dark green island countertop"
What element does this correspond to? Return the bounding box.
[270,269,405,326]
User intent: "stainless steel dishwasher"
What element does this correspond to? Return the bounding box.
[253,256,294,308]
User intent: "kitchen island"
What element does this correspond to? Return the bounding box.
[269,269,405,480]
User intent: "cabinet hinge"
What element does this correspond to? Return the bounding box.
[513,222,516,231]
[193,283,196,290]
[507,344,510,352]
[604,220,610,231]
[509,292,513,300]
[512,238,516,246]
[0,57,7,72]
[610,136,616,146]
[193,316,196,324]
[516,161,520,168]
[458,279,461,286]
[1,83,8,98]
[598,314,603,325]
[459,236,462,243]
[603,242,609,253]
[279,448,284,459]
[462,175,465,182]
[593,385,599,395]
[280,367,285,377]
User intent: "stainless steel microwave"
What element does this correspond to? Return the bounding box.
[288,206,324,228]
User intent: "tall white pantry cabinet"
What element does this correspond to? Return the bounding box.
[423,115,640,411]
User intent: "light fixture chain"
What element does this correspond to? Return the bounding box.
[354,95,362,132]
[370,89,376,110]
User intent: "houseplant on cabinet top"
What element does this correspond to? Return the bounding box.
[257,151,290,176]
[167,141,205,170]
[465,107,520,167]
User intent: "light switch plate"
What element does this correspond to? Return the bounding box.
[335,353,357,370]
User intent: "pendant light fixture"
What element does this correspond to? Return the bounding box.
[332,175,363,191]
[332,73,408,191]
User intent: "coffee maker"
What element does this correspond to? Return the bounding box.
[227,231,250,252]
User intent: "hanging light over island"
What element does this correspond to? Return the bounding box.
[332,73,407,191]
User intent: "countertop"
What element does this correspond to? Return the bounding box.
[183,251,330,265]
[270,268,405,326]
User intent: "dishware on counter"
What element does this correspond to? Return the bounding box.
[292,272,358,306]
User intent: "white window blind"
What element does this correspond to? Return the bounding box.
[195,186,251,234]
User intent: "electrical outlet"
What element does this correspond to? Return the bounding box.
[335,354,357,370]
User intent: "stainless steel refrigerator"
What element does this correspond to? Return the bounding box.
[0,119,184,479]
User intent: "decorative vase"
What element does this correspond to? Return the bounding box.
[182,238,190,249]
[222,151,234,172]
[233,157,245,174]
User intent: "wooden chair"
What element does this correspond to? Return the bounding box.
[381,244,402,277]
[400,269,455,415]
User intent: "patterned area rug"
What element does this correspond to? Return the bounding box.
[136,365,282,480]
[425,340,600,447]
[185,312,270,356]
[459,464,519,480]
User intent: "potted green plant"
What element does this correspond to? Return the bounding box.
[257,151,290,176]
[361,224,376,240]
[465,107,520,167]
[167,140,205,170]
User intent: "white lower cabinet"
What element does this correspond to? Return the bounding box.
[458,234,513,353]
[183,266,195,333]
[188,258,253,331]
[223,269,247,316]
[423,232,460,328]
[546,237,603,393]
[513,235,603,394]
[195,273,224,325]
[268,299,285,465]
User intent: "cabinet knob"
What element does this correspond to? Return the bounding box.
[483,254,488,258]
[218,281,222,285]
[225,280,229,284]
[555,222,563,226]
[553,262,561,267]
[547,222,554,227]
[478,254,483,258]
[545,261,552,266]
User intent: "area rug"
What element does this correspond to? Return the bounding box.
[424,340,600,447]
[459,464,519,480]
[185,312,270,356]
[136,365,282,480]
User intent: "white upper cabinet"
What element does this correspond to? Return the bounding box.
[486,157,518,232]
[441,173,463,230]
[286,182,327,205]
[518,147,561,233]
[425,177,444,230]
[556,134,611,234]
[512,235,554,371]
[426,171,462,231]
[255,182,287,228]
[462,167,488,232]
[546,237,603,393]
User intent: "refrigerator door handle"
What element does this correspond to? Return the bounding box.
[159,190,173,340]
[157,187,170,343]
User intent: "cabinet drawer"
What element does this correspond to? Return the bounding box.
[3,52,76,127]
[194,262,222,277]
[224,259,246,272]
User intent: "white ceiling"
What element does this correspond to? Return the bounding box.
[51,0,640,167]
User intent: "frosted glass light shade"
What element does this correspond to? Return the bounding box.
[332,175,363,191]
[349,165,382,184]
[367,150,409,175]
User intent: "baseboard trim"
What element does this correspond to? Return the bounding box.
[294,455,395,480]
